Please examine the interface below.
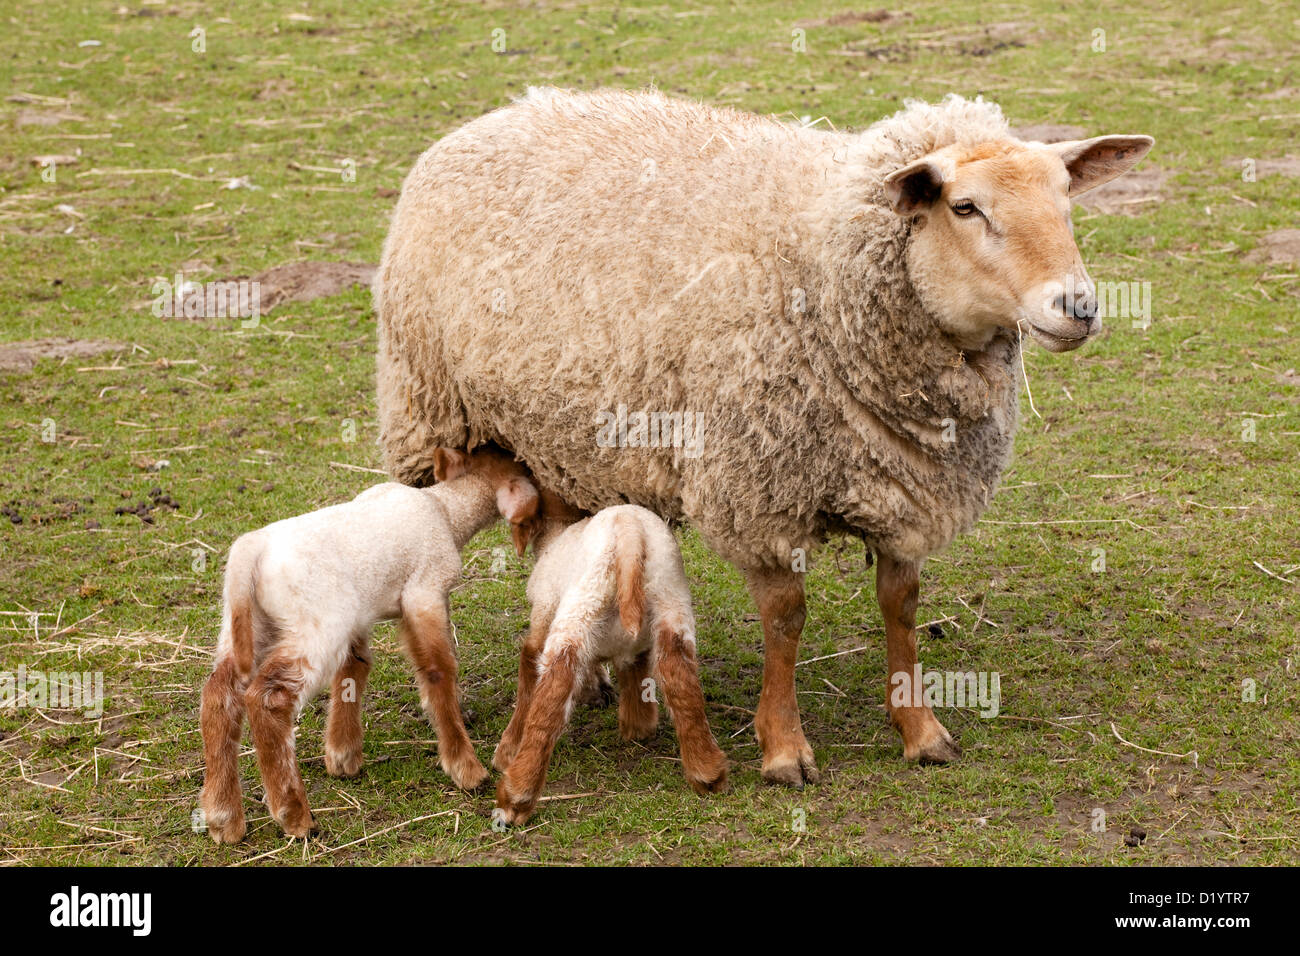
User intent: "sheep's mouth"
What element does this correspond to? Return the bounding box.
[1019,314,1097,353]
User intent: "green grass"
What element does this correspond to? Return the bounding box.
[1,0,1296,865]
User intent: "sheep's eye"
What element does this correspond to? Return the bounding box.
[951,200,977,217]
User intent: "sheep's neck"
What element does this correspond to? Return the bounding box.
[424,476,501,549]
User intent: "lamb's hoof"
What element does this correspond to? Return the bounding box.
[447,756,491,792]
[687,761,729,796]
[760,743,820,788]
[903,723,963,765]
[579,666,616,708]
[494,781,537,827]
[205,813,246,845]
[277,807,319,840]
[618,712,659,742]
[324,746,364,778]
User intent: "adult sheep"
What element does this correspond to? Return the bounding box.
[374,88,1153,786]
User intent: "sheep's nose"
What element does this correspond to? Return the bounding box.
[1053,284,1097,321]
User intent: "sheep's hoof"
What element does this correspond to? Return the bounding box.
[494,780,537,827]
[579,665,617,708]
[686,757,729,796]
[447,755,491,792]
[277,806,319,840]
[760,744,820,788]
[324,746,364,778]
[205,813,246,845]
[903,722,963,765]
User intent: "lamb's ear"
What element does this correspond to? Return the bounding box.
[1050,135,1154,196]
[432,447,471,483]
[882,158,947,214]
[496,477,540,556]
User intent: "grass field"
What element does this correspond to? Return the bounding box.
[1,0,1296,865]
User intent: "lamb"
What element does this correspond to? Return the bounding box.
[492,500,728,826]
[373,88,1153,785]
[198,446,537,843]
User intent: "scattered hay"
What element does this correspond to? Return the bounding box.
[0,338,127,373]
[1244,229,1300,265]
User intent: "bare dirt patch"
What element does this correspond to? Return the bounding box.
[252,261,375,310]
[1244,229,1300,265]
[1073,167,1164,216]
[1012,123,1088,143]
[0,338,126,373]
[185,261,376,317]
[798,9,910,28]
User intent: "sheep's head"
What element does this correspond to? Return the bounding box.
[883,134,1153,353]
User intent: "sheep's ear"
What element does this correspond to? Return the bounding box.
[433,447,471,483]
[1050,135,1154,196]
[497,477,539,523]
[882,158,947,214]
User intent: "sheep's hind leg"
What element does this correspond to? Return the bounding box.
[400,595,489,790]
[199,654,249,844]
[877,553,961,764]
[494,622,548,772]
[495,645,581,826]
[744,567,819,787]
[324,635,371,778]
[616,650,658,741]
[653,622,727,795]
[244,651,319,839]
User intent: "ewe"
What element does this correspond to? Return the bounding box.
[374,89,1153,784]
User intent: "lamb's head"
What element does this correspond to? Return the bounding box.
[883,134,1153,353]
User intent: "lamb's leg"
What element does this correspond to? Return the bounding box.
[653,622,727,794]
[493,623,547,772]
[324,636,371,778]
[199,654,248,844]
[616,650,658,741]
[400,597,489,790]
[244,651,318,839]
[495,645,580,826]
[877,553,961,763]
[744,567,819,787]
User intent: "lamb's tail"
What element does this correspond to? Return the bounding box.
[613,513,647,637]
[220,536,263,679]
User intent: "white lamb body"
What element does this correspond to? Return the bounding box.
[219,483,462,698]
[529,506,694,679]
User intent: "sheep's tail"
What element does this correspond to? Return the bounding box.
[219,537,263,679]
[613,513,647,637]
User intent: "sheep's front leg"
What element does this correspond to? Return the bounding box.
[324,636,371,778]
[495,645,580,826]
[653,623,727,794]
[244,652,318,839]
[744,567,819,787]
[877,553,961,763]
[400,597,489,790]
